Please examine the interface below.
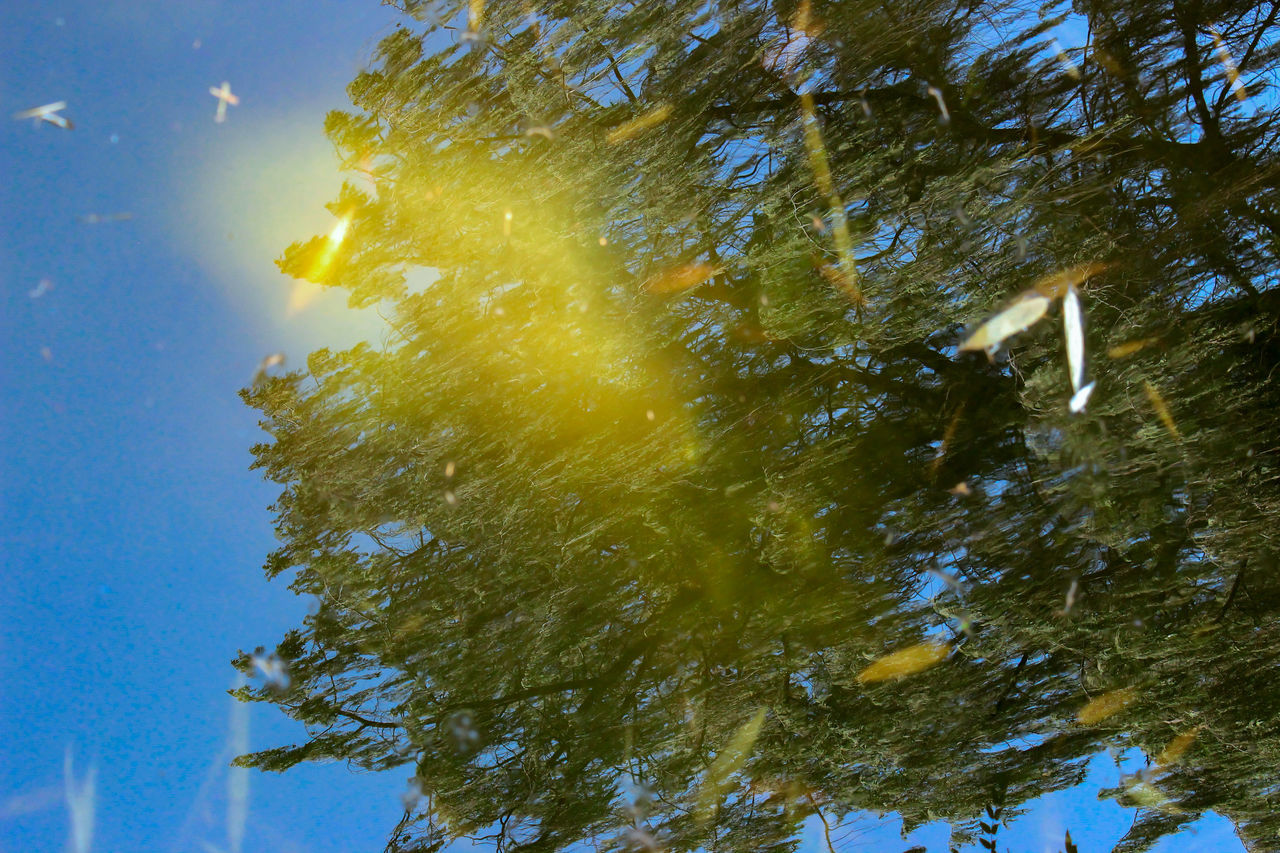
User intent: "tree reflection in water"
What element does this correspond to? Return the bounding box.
[233,0,1280,849]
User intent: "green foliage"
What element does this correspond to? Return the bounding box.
[238,0,1280,849]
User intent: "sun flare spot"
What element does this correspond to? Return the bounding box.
[328,214,351,246]
[170,112,387,352]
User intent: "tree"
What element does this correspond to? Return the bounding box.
[234,0,1280,850]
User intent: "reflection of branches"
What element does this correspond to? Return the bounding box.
[333,706,401,731]
[805,792,839,853]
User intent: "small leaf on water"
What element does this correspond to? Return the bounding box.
[1156,726,1201,766]
[959,293,1051,352]
[1077,686,1138,725]
[607,103,673,144]
[644,262,721,294]
[815,260,866,306]
[1031,261,1109,299]
[1125,780,1182,813]
[1107,337,1157,359]
[856,641,950,683]
[1143,380,1181,439]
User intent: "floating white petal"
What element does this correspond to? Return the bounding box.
[1063,285,1086,391]
[1069,381,1095,413]
[14,101,72,129]
[959,292,1051,352]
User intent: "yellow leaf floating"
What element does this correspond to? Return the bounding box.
[800,93,865,307]
[1107,337,1158,359]
[695,707,767,820]
[1077,686,1138,725]
[1125,780,1182,813]
[1155,727,1201,766]
[1031,261,1109,299]
[1208,24,1248,103]
[644,262,721,294]
[958,262,1107,353]
[607,103,673,144]
[815,260,865,307]
[1143,380,1181,440]
[856,641,950,684]
[959,292,1051,352]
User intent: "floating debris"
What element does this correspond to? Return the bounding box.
[1208,24,1247,103]
[926,568,967,599]
[1155,727,1201,766]
[1031,261,1108,299]
[0,786,62,820]
[800,92,863,305]
[958,291,1051,352]
[253,353,285,383]
[249,648,290,690]
[1062,578,1079,615]
[79,212,134,225]
[948,481,971,496]
[643,262,720,294]
[1077,686,1137,725]
[926,84,950,124]
[958,263,1108,354]
[208,82,240,123]
[1063,286,1086,392]
[1051,39,1082,80]
[814,260,862,305]
[1142,380,1181,440]
[856,641,950,684]
[29,278,54,299]
[607,103,673,144]
[1107,337,1157,359]
[64,746,95,853]
[1123,780,1181,813]
[1069,382,1095,413]
[14,101,73,129]
[444,460,456,478]
[401,777,425,812]
[445,710,480,752]
[695,707,767,820]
